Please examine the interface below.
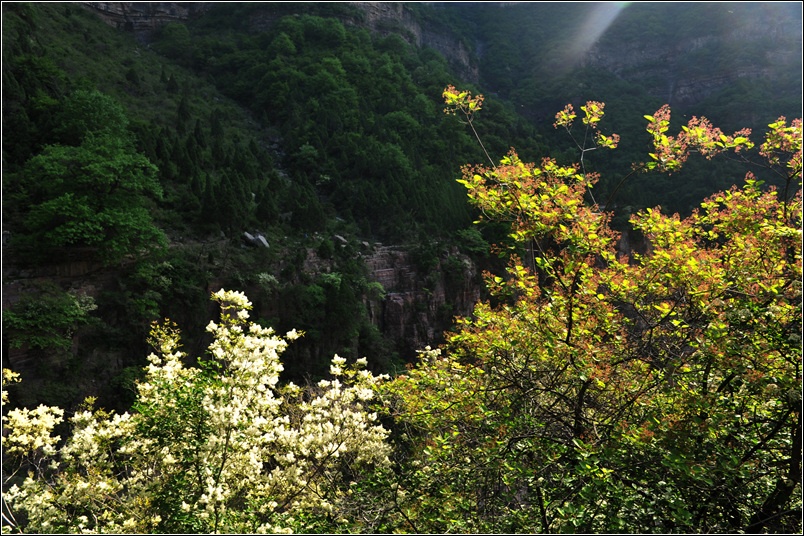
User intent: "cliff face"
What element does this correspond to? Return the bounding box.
[81,2,211,41]
[363,245,481,356]
[293,242,482,358]
[583,3,802,107]
[349,2,478,82]
[1,238,481,406]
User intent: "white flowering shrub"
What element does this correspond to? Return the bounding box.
[2,290,391,534]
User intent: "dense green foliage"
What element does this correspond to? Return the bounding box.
[1,0,801,453]
[3,2,531,409]
[16,89,166,263]
[3,282,96,353]
[148,7,547,238]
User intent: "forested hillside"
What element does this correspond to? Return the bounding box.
[2,0,800,410]
[1,3,801,532]
[3,2,542,410]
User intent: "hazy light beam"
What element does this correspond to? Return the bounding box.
[555,2,630,73]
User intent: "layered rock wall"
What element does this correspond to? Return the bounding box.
[583,5,802,107]
[363,245,481,356]
[350,2,478,82]
[81,2,211,41]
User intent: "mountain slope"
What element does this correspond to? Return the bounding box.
[2,1,800,413]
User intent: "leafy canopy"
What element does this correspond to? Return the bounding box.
[15,89,166,264]
[376,89,802,533]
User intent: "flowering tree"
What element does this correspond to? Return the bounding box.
[2,290,391,534]
[375,90,801,533]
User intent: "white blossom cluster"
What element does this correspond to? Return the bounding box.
[2,289,391,534]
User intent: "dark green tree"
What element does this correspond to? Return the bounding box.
[17,90,166,264]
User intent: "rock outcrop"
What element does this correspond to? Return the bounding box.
[363,245,481,356]
[348,2,478,83]
[81,2,211,41]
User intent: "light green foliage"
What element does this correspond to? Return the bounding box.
[52,89,130,145]
[3,283,97,352]
[376,93,802,533]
